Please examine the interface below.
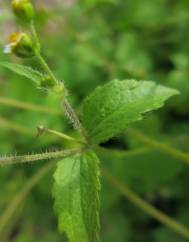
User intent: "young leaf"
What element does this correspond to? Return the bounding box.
[82,79,179,144]
[0,61,43,85]
[53,151,100,242]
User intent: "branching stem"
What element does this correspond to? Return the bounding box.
[30,23,89,141]
[37,125,85,145]
[36,52,89,142]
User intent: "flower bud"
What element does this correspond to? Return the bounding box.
[12,0,34,24]
[4,32,36,58]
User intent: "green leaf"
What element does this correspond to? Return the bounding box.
[0,62,43,85]
[82,79,179,144]
[53,151,100,242]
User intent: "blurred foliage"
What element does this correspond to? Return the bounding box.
[0,0,189,241]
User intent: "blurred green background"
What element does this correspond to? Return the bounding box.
[0,0,189,241]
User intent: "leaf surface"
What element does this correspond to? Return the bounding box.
[82,79,179,144]
[53,151,100,242]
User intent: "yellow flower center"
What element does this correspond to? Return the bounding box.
[8,32,23,45]
[12,0,29,9]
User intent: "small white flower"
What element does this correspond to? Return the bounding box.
[3,44,12,54]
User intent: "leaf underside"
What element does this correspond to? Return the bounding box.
[82,79,179,144]
[53,151,100,242]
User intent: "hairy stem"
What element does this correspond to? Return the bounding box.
[2,96,189,165]
[0,149,80,166]
[29,23,88,140]
[35,52,88,142]
[63,98,89,141]
[102,168,189,239]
